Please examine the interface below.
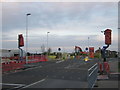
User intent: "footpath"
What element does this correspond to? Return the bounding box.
[94,58,119,89]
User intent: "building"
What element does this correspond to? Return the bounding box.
[0,49,26,58]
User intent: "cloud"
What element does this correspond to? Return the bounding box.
[2,2,118,52]
[2,2,117,31]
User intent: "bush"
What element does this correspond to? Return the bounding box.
[94,53,101,58]
[48,55,56,60]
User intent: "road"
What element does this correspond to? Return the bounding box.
[2,58,99,89]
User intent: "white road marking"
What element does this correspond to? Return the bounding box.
[1,83,25,89]
[3,66,42,75]
[88,63,97,71]
[56,60,64,63]
[0,83,25,86]
[21,78,46,89]
[25,66,42,71]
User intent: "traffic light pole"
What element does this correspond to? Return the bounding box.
[18,34,24,61]
[18,47,23,61]
[100,29,112,75]
[101,44,109,62]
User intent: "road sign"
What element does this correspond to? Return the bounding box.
[58,48,61,51]
[86,47,88,51]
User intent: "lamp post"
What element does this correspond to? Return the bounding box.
[47,32,50,53]
[26,13,31,63]
[88,37,90,56]
[88,37,89,49]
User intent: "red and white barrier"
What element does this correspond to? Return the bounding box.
[2,55,48,73]
[2,61,25,72]
[98,62,110,74]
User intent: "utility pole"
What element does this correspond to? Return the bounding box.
[26,13,31,64]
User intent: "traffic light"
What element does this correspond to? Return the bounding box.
[18,34,24,47]
[104,29,112,45]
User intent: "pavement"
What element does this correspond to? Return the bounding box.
[94,58,120,89]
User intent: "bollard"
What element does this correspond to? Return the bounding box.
[99,63,103,74]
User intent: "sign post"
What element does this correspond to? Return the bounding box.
[18,34,24,61]
[58,48,61,59]
[102,29,112,62]
[100,29,112,74]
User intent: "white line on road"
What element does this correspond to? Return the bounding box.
[25,66,42,71]
[3,66,43,75]
[88,63,97,71]
[1,83,25,89]
[0,83,25,86]
[21,78,46,89]
[56,60,64,63]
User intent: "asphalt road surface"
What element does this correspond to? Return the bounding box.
[2,58,99,89]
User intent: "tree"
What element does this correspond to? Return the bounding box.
[48,48,52,55]
[41,44,45,53]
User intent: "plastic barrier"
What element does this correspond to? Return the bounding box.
[27,55,48,63]
[2,55,48,72]
[98,62,110,74]
[2,62,12,72]
[98,63,103,73]
[104,62,110,74]
[2,61,25,72]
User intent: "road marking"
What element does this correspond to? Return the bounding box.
[26,66,42,71]
[88,63,97,71]
[56,60,64,63]
[1,83,25,89]
[21,78,46,89]
[3,66,43,75]
[0,83,25,86]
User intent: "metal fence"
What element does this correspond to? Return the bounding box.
[87,63,98,88]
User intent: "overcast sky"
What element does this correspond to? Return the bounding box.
[2,2,118,53]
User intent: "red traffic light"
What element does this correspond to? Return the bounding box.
[104,29,112,45]
[18,34,24,47]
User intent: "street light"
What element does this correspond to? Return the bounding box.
[88,37,90,49]
[47,32,50,53]
[88,37,90,56]
[26,13,31,63]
